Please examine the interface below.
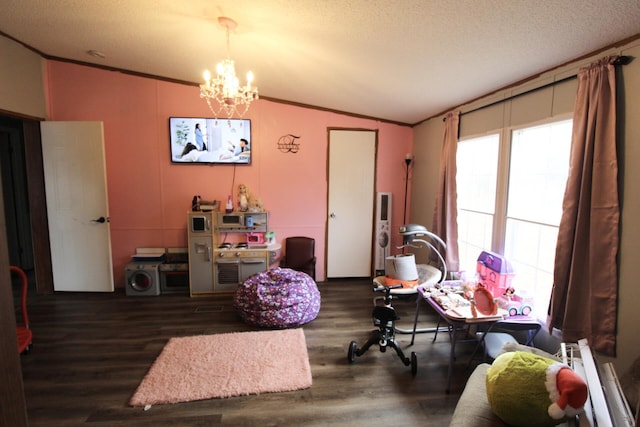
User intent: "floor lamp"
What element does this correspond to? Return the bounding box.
[402,154,413,255]
[403,153,413,225]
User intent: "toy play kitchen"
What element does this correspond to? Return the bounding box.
[187,210,281,296]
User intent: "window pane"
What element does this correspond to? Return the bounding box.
[457,134,499,214]
[504,120,571,320]
[458,209,493,273]
[508,120,572,225]
[504,218,558,319]
[456,133,499,273]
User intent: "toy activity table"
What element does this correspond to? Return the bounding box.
[413,286,505,393]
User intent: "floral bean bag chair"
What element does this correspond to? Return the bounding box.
[234,267,321,328]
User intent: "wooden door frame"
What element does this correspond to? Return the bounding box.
[23,119,54,294]
[0,149,29,426]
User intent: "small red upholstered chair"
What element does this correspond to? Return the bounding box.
[280,236,316,280]
[11,266,33,354]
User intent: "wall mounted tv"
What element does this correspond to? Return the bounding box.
[169,117,251,165]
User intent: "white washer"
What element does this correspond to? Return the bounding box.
[125,263,161,296]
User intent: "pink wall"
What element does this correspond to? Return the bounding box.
[45,61,413,285]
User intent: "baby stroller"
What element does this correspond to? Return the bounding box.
[347,283,418,375]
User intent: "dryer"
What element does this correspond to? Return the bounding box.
[125,262,161,296]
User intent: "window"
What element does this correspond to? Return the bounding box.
[456,134,499,272]
[456,119,573,319]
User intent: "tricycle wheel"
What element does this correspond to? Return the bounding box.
[410,352,418,376]
[348,341,358,363]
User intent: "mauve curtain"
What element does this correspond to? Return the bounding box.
[432,111,460,273]
[548,56,620,357]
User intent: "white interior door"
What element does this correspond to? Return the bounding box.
[40,121,114,292]
[327,130,376,278]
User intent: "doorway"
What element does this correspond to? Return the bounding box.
[326,129,377,278]
[0,114,54,295]
[0,116,34,271]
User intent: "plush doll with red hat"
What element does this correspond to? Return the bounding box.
[486,351,588,426]
[546,362,589,419]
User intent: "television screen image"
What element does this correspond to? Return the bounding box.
[169,117,251,165]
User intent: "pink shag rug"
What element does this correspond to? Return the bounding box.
[129,328,312,406]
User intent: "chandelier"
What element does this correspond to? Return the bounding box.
[200,17,258,118]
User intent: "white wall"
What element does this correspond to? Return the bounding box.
[0,36,47,119]
[411,36,640,374]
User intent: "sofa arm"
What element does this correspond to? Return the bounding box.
[450,343,561,427]
[449,364,508,427]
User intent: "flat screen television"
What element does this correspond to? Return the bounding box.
[169,117,251,165]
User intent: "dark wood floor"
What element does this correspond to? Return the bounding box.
[17,279,479,426]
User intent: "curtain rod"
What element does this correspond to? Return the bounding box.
[446,55,632,120]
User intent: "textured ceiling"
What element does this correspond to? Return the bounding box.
[1,0,640,124]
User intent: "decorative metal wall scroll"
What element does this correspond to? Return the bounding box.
[277,134,301,153]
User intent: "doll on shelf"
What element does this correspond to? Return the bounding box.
[237,184,250,212]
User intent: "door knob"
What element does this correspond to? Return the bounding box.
[92,216,109,223]
[330,212,336,218]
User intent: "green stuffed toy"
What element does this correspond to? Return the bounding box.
[486,351,588,426]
